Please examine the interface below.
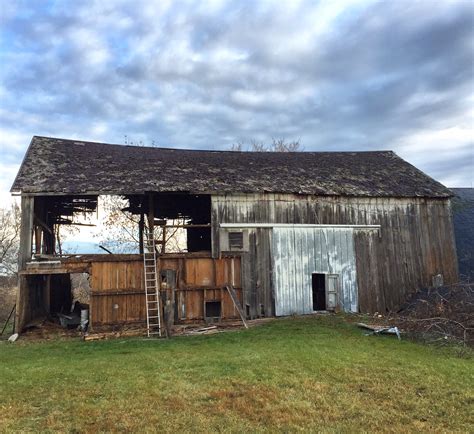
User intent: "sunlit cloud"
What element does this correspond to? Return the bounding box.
[0,0,473,199]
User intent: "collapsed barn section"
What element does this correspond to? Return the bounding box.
[10,136,458,333]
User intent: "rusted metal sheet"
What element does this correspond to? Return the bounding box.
[272,227,358,316]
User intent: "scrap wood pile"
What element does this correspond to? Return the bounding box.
[20,319,83,341]
[84,318,273,341]
[171,318,273,337]
[391,282,474,346]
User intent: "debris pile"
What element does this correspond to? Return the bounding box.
[392,283,474,346]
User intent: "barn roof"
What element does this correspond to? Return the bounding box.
[11,136,452,198]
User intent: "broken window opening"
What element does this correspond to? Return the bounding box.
[128,193,212,253]
[31,192,212,256]
[32,195,98,256]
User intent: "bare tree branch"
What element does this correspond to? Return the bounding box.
[0,203,21,276]
[231,138,303,152]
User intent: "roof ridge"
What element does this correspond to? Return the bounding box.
[31,136,394,154]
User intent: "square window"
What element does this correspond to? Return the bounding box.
[228,231,244,249]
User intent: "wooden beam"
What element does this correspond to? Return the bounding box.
[139,207,144,254]
[15,195,34,333]
[225,285,248,328]
[91,290,146,296]
[160,224,211,228]
[34,214,53,235]
[147,194,154,235]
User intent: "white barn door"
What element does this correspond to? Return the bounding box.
[272,227,358,316]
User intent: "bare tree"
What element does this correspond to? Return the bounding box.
[0,203,21,276]
[124,135,158,147]
[96,196,185,253]
[231,138,302,152]
[98,196,141,253]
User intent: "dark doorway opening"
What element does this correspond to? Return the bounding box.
[204,301,221,319]
[312,273,326,311]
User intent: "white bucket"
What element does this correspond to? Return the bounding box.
[80,309,89,331]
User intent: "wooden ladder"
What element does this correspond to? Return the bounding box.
[143,229,161,337]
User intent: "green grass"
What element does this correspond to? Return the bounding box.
[1,315,472,433]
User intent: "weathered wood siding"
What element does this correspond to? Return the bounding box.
[89,256,242,326]
[272,227,358,315]
[212,194,458,314]
[90,261,145,325]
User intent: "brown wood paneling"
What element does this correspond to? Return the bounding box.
[90,256,242,325]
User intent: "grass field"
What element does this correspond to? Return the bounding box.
[1,315,472,433]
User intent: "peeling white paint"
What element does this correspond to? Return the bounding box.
[272,227,358,316]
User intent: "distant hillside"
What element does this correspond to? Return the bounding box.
[451,188,474,281]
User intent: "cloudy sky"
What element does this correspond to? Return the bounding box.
[1,0,473,205]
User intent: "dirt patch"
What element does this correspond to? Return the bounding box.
[206,381,283,423]
[19,320,83,341]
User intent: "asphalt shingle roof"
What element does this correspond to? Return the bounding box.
[11,136,452,198]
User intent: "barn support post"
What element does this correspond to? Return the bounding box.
[139,206,144,255]
[15,195,34,333]
[147,193,155,237]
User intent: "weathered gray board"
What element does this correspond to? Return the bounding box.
[272,227,358,316]
[212,194,458,314]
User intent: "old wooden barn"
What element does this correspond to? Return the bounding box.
[11,136,458,334]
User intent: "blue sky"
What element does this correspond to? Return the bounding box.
[1,0,473,205]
